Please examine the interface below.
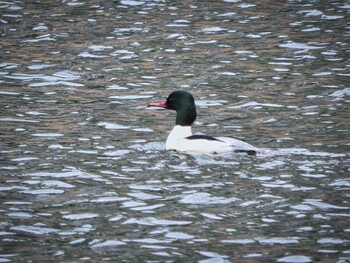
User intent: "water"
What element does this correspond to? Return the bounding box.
[1,0,349,262]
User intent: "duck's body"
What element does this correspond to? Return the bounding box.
[166,125,257,154]
[165,125,231,154]
[149,91,258,155]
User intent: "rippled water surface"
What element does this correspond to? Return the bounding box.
[1,0,349,262]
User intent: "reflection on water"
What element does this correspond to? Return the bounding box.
[1,0,349,262]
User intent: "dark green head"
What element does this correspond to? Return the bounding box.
[149,90,197,126]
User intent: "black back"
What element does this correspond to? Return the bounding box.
[186,134,223,142]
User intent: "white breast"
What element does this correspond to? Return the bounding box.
[165,125,233,154]
[166,125,192,151]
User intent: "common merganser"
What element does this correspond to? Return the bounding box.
[149,90,258,155]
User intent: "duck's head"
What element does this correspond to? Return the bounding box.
[149,90,197,126]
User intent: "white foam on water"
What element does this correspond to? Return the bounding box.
[123,217,192,226]
[127,191,162,200]
[279,42,325,49]
[120,0,145,6]
[23,180,75,188]
[24,169,100,179]
[277,255,312,263]
[63,213,99,220]
[221,239,255,244]
[317,238,349,244]
[91,196,129,203]
[179,192,240,205]
[21,189,64,195]
[11,225,59,235]
[256,237,300,245]
[91,240,126,249]
[97,122,130,130]
[165,231,194,240]
[31,133,63,137]
[109,95,153,100]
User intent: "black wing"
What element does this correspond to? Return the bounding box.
[186,135,257,156]
[233,149,257,156]
[186,135,223,142]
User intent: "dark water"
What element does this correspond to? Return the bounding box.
[1,0,349,262]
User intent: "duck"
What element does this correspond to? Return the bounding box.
[148,90,258,155]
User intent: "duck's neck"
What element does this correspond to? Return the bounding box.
[175,107,197,126]
[166,125,192,150]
